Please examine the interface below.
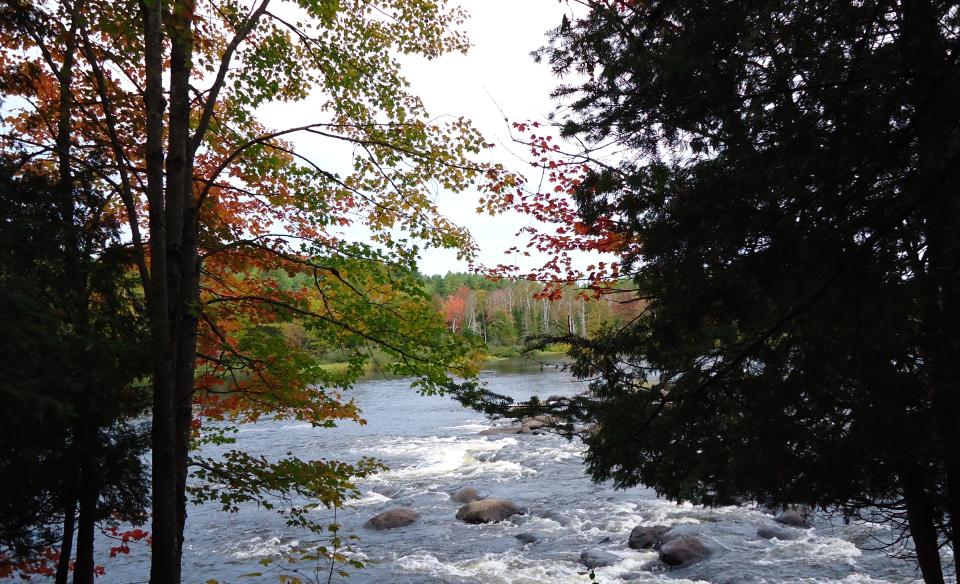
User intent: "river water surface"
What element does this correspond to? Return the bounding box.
[91,359,947,583]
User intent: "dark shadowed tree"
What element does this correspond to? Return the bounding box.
[0,166,150,582]
[475,2,959,582]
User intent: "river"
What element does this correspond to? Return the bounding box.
[86,358,945,583]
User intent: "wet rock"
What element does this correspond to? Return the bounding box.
[536,509,571,525]
[363,507,420,530]
[370,485,400,498]
[479,425,534,435]
[580,549,620,569]
[455,499,523,524]
[757,526,802,540]
[522,419,547,431]
[658,536,711,567]
[521,415,558,430]
[538,414,560,423]
[450,487,483,503]
[628,525,671,550]
[514,532,538,544]
[775,508,812,528]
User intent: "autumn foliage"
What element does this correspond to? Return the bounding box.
[0,0,513,580]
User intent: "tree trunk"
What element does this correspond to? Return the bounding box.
[166,4,197,579]
[55,498,76,584]
[900,466,945,584]
[141,0,177,582]
[901,0,960,571]
[72,453,98,584]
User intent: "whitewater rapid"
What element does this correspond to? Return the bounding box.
[83,360,949,583]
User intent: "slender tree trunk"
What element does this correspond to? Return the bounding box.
[141,0,176,582]
[902,0,960,572]
[900,466,945,584]
[72,449,98,584]
[55,498,76,584]
[165,4,197,579]
[52,8,95,583]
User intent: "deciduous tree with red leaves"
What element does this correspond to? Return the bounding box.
[0,0,512,581]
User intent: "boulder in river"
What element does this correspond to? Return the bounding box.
[580,549,620,569]
[521,415,558,429]
[757,525,802,540]
[514,532,538,545]
[455,499,522,524]
[628,525,672,550]
[521,419,547,431]
[479,425,529,436]
[775,508,812,528]
[450,487,483,503]
[658,536,711,567]
[536,509,571,525]
[363,507,420,530]
[370,484,400,498]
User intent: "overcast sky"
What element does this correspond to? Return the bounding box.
[260,1,581,276]
[402,1,571,275]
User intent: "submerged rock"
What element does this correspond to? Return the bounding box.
[363,507,420,530]
[514,532,538,545]
[455,499,523,524]
[757,525,802,540]
[370,484,400,498]
[536,509,571,525]
[628,525,672,550]
[580,549,620,569]
[658,536,711,567]
[775,508,812,528]
[479,425,529,435]
[450,487,483,503]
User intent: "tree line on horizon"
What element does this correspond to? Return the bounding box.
[424,273,643,355]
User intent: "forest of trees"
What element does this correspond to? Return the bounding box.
[422,273,643,355]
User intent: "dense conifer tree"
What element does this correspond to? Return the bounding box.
[507,2,960,581]
[0,167,150,581]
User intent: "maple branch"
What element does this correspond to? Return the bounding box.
[81,29,150,293]
[191,0,272,154]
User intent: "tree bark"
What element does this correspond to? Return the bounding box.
[164,4,196,580]
[901,0,960,574]
[54,498,76,584]
[141,0,176,582]
[72,448,98,584]
[900,466,945,584]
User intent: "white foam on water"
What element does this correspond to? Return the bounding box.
[753,533,862,566]
[347,491,392,507]
[635,498,769,527]
[394,550,710,584]
[228,535,298,560]
[374,436,533,480]
[440,422,490,431]
[783,575,922,584]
